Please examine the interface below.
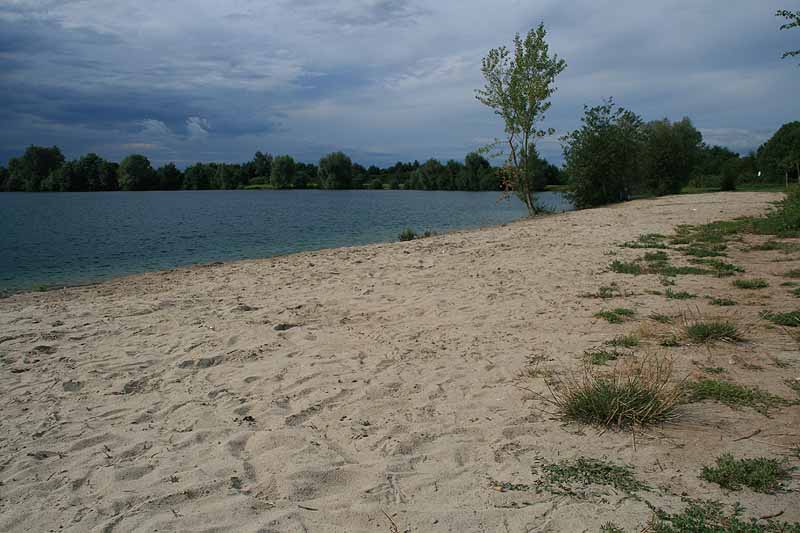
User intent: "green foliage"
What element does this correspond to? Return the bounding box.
[539,457,648,494]
[270,155,296,189]
[732,278,769,289]
[563,99,645,208]
[584,348,625,365]
[685,321,741,343]
[686,379,787,413]
[609,260,643,275]
[594,308,635,323]
[719,158,739,191]
[641,117,703,195]
[156,162,182,190]
[118,154,156,191]
[709,297,737,307]
[649,498,800,532]
[761,310,800,327]
[621,233,668,249]
[5,145,65,191]
[477,23,567,215]
[398,228,417,241]
[665,288,696,300]
[318,151,353,189]
[650,313,675,324]
[757,121,800,182]
[548,356,681,428]
[701,454,792,493]
[690,258,744,276]
[645,250,670,262]
[785,269,800,278]
[605,334,640,348]
[749,240,800,253]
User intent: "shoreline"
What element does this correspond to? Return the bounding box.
[2,191,798,532]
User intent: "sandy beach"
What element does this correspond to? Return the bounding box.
[1,191,799,532]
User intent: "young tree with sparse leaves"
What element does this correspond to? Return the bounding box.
[476,23,566,215]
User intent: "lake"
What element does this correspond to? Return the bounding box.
[0,190,571,294]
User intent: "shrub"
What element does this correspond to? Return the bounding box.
[398,228,417,241]
[545,355,682,428]
[701,454,792,493]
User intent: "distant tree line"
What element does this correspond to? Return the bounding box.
[0,147,564,193]
[561,99,800,209]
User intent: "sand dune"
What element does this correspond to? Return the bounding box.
[1,192,798,532]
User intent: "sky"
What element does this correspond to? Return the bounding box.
[0,0,798,168]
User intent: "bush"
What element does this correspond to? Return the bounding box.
[398,228,417,241]
[719,159,739,191]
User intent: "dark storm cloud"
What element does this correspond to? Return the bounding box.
[0,0,798,167]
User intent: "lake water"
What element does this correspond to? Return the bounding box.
[0,190,571,294]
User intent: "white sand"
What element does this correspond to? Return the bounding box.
[1,192,798,532]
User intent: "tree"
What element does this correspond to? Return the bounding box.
[318,152,352,189]
[476,23,566,214]
[777,9,800,62]
[562,99,645,209]
[157,163,183,190]
[118,154,156,191]
[641,117,703,195]
[7,145,65,191]
[271,155,296,188]
[757,122,800,183]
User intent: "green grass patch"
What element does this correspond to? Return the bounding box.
[649,313,675,324]
[606,334,640,348]
[686,379,787,414]
[548,356,681,428]
[708,297,736,306]
[621,234,668,249]
[660,335,681,347]
[749,240,800,254]
[649,498,800,532]
[690,258,744,277]
[665,288,697,300]
[656,264,713,277]
[609,260,643,275]
[761,310,800,327]
[644,250,670,262]
[732,278,769,289]
[785,269,800,279]
[685,321,741,343]
[539,457,648,495]
[792,287,800,298]
[594,308,636,324]
[701,454,792,493]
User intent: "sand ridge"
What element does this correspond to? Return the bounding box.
[1,192,798,532]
